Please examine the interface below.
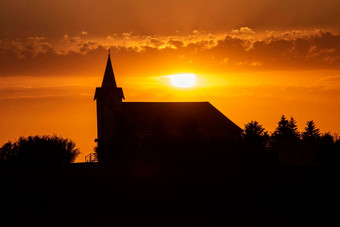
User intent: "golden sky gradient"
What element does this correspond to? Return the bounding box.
[1,0,340,162]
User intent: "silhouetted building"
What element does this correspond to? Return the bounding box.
[94,52,242,164]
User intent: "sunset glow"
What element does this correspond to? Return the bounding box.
[1,0,340,162]
[169,73,196,88]
[2,1,340,224]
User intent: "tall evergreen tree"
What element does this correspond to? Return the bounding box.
[243,121,269,148]
[273,115,289,138]
[288,117,300,139]
[302,120,320,142]
[272,115,302,149]
[271,115,302,165]
[273,115,300,140]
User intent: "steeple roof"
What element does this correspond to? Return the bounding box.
[101,50,117,88]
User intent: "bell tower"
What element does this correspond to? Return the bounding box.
[94,50,125,163]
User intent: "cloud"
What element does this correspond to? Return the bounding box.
[231,27,256,36]
[1,29,340,77]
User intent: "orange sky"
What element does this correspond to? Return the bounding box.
[1,0,340,162]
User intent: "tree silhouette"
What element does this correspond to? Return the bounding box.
[318,132,338,166]
[273,115,289,138]
[272,115,300,141]
[300,121,321,166]
[302,120,320,142]
[288,117,300,139]
[271,115,301,165]
[0,141,17,168]
[320,133,334,146]
[242,121,270,163]
[0,135,80,168]
[243,121,269,149]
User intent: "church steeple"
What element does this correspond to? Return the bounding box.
[94,50,125,101]
[101,49,117,88]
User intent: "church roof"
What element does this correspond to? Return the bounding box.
[101,52,117,88]
[119,102,242,135]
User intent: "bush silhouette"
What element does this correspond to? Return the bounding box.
[0,135,80,168]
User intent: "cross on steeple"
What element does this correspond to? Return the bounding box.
[101,50,117,88]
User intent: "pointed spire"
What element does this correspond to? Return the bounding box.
[101,49,117,88]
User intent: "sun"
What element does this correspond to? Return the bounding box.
[169,73,196,88]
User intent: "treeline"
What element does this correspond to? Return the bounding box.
[0,135,80,168]
[1,116,338,168]
[242,115,340,166]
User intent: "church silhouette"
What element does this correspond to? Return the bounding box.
[94,52,242,164]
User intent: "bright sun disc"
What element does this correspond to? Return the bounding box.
[169,73,196,88]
